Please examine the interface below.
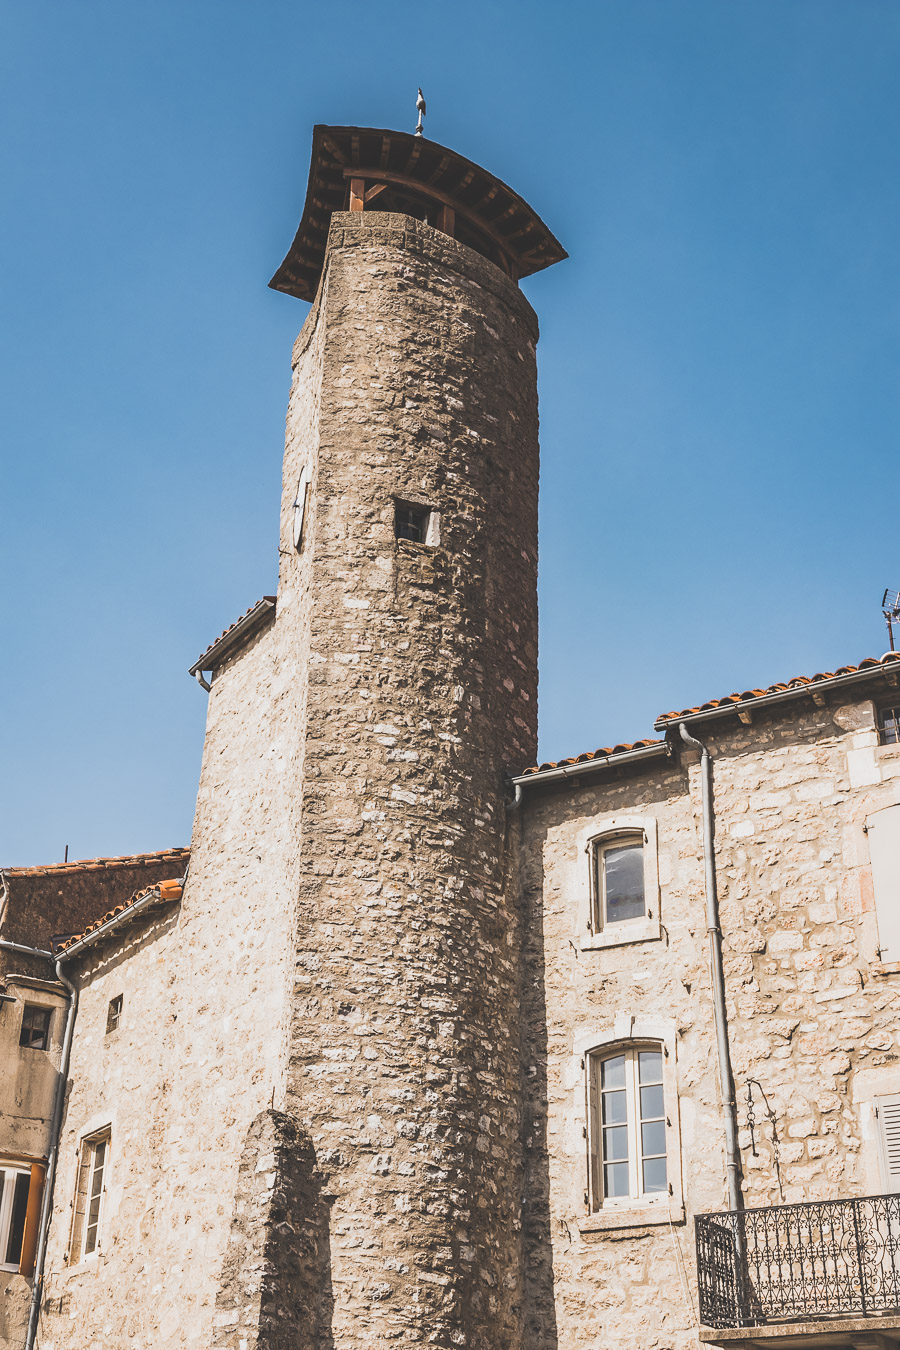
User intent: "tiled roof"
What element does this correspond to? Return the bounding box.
[518,739,665,778]
[4,848,190,878]
[57,878,184,954]
[654,652,900,727]
[189,596,276,678]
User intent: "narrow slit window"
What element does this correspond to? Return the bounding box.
[19,1004,52,1050]
[106,996,123,1034]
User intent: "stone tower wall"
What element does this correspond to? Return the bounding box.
[282,214,540,1349]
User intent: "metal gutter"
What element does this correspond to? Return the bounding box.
[58,883,181,962]
[510,741,671,790]
[0,940,54,960]
[188,596,276,686]
[678,722,743,1213]
[654,659,900,733]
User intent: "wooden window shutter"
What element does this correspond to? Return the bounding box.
[875,1094,900,1193]
[867,805,900,961]
[18,1164,45,1277]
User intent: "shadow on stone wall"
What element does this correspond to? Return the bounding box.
[518,822,559,1349]
[213,1109,334,1349]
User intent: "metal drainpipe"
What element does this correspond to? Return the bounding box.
[678,722,743,1213]
[0,940,78,1350]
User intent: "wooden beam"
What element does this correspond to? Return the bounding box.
[738,708,754,725]
[437,205,455,237]
[811,690,828,707]
[341,167,516,272]
[364,183,388,203]
[349,177,366,212]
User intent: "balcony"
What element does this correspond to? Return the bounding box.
[696,1195,900,1348]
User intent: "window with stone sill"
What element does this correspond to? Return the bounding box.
[68,1130,110,1264]
[582,818,660,949]
[588,1044,670,1211]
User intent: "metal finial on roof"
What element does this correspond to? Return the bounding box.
[415,87,426,137]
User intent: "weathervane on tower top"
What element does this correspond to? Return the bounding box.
[415,87,426,137]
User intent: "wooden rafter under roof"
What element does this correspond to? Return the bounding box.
[269,125,567,302]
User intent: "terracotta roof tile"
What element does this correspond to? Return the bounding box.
[520,738,664,776]
[189,597,276,677]
[654,652,900,726]
[4,847,190,879]
[57,878,184,953]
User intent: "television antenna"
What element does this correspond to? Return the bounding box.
[882,588,900,652]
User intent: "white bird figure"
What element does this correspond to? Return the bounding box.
[415,87,426,137]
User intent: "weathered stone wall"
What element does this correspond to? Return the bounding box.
[519,691,900,1350]
[282,214,540,1348]
[39,618,300,1348]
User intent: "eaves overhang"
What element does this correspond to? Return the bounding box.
[654,653,900,733]
[270,124,567,302]
[189,596,276,681]
[511,741,672,790]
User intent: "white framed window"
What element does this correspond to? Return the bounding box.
[868,805,900,963]
[579,816,661,950]
[69,1131,110,1263]
[0,1166,31,1272]
[593,834,645,929]
[875,1094,900,1193]
[588,1043,669,1210]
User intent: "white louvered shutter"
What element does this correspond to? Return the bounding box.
[867,805,900,962]
[875,1095,900,1193]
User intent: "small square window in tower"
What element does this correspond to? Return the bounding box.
[394,501,438,546]
[106,995,123,1034]
[19,1004,51,1050]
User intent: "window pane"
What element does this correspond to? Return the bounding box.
[19,1006,51,1050]
[84,1141,106,1256]
[600,1054,625,1090]
[642,1155,668,1193]
[603,844,644,923]
[639,1084,664,1119]
[638,1050,662,1084]
[602,1125,629,1162]
[601,1089,627,1125]
[604,1161,630,1198]
[5,1173,31,1267]
[641,1120,667,1157]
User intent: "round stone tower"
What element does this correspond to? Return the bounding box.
[272,126,565,1349]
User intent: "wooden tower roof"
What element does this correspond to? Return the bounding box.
[269,125,567,301]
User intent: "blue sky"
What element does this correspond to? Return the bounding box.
[2,0,898,865]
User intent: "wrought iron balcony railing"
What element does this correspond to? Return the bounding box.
[696,1194,900,1328]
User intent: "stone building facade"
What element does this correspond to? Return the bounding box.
[2,122,900,1350]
